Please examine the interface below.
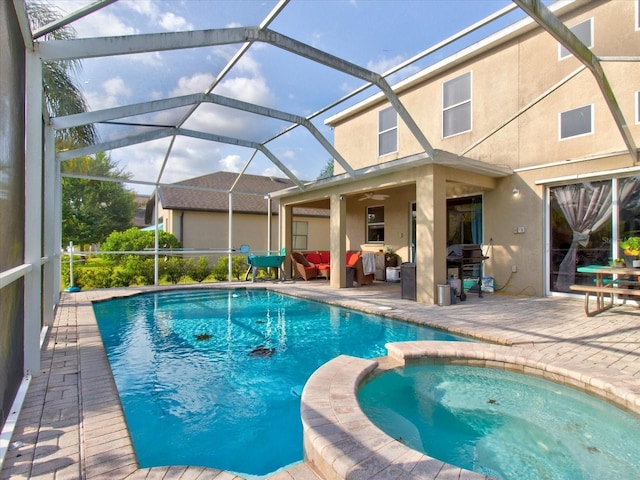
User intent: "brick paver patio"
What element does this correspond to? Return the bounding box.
[2,281,639,479]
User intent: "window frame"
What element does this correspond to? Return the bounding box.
[558,104,594,140]
[442,71,472,138]
[292,220,308,251]
[366,205,385,243]
[378,106,398,157]
[559,18,593,60]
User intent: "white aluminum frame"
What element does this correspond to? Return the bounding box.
[558,17,593,60]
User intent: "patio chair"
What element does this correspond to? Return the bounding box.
[290,251,318,281]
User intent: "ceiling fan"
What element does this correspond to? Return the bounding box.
[358,192,390,201]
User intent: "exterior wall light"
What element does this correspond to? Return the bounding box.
[512,188,520,196]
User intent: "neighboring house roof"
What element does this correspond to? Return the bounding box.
[147,172,329,221]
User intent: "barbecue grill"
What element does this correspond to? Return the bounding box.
[446,244,489,300]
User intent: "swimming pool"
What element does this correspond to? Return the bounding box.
[93,288,466,477]
[358,364,640,480]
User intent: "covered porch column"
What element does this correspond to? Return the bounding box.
[416,165,447,304]
[280,203,294,278]
[329,193,347,288]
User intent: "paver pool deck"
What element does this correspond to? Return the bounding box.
[2,280,640,479]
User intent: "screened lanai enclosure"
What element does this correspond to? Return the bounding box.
[2,0,640,468]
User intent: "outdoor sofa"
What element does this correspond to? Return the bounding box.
[290,250,374,285]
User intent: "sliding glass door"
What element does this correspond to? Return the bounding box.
[549,175,640,292]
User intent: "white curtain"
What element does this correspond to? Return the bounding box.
[555,182,612,291]
[554,178,640,291]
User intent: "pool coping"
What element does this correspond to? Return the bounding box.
[300,341,640,480]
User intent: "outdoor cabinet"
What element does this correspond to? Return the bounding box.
[374,252,400,280]
[401,262,416,300]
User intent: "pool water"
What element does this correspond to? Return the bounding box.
[358,364,640,480]
[93,288,465,477]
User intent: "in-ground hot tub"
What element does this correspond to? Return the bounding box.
[301,342,640,480]
[359,363,640,480]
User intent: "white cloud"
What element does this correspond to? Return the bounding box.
[85,76,132,110]
[165,71,278,140]
[69,10,138,37]
[132,52,165,68]
[122,0,192,31]
[171,73,216,96]
[216,76,276,106]
[280,149,296,160]
[262,166,299,179]
[159,12,194,31]
[103,77,132,97]
[234,54,262,77]
[366,55,406,75]
[366,55,421,84]
[218,154,244,172]
[122,0,158,18]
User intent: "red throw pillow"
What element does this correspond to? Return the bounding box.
[346,252,360,267]
[320,252,330,263]
[306,253,322,264]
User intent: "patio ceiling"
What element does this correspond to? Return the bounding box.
[13,0,638,196]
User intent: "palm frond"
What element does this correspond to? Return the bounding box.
[26,1,98,146]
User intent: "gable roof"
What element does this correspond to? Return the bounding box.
[150,171,328,218]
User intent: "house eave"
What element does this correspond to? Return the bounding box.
[269,150,513,199]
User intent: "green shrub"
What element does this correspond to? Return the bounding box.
[62,255,116,289]
[100,228,181,263]
[119,256,155,285]
[161,256,187,284]
[188,257,213,283]
[74,264,115,289]
[212,255,248,281]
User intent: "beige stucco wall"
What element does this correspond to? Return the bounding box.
[282,0,640,303]
[333,1,639,175]
[343,183,415,260]
[161,209,329,262]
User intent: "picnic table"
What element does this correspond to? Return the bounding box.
[570,265,640,316]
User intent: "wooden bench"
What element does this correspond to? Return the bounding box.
[569,284,640,316]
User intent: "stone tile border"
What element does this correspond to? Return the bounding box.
[301,341,640,480]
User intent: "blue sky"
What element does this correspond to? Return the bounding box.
[43,0,526,194]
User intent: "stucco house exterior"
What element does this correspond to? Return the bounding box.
[147,172,330,259]
[274,0,640,304]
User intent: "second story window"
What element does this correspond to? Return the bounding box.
[378,107,397,156]
[366,206,384,243]
[559,18,592,59]
[443,71,471,138]
[559,104,593,139]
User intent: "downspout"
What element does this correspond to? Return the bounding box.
[180,211,184,244]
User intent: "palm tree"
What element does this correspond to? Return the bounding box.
[26,1,97,146]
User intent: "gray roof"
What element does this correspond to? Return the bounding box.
[153,172,328,217]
